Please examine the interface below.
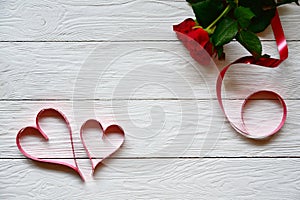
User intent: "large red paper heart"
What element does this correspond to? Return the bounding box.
[16,108,125,181]
[16,108,84,180]
[80,119,125,174]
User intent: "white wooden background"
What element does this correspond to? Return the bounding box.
[0,0,299,199]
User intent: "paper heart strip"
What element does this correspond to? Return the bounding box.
[216,9,288,139]
[80,119,125,174]
[16,108,84,180]
[16,108,125,181]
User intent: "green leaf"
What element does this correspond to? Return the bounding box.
[239,0,276,32]
[216,46,225,60]
[239,0,274,15]
[234,6,255,28]
[238,0,299,32]
[248,9,276,33]
[212,17,238,47]
[236,30,262,58]
[190,0,224,28]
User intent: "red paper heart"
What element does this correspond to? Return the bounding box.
[16,108,125,181]
[80,119,125,174]
[16,108,84,180]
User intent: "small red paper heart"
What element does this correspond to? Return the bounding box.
[80,119,125,174]
[16,108,84,180]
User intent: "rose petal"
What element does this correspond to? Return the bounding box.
[173,19,216,65]
[173,18,196,34]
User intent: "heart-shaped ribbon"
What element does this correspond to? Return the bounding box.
[16,108,125,181]
[80,119,125,174]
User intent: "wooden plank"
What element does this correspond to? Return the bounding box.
[0,1,299,41]
[0,158,299,199]
[1,1,299,199]
[0,100,299,158]
[0,41,299,100]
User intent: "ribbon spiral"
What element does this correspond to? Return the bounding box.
[216,9,288,139]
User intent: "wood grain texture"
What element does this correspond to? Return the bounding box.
[0,0,299,198]
[0,158,299,199]
[0,41,299,100]
[0,100,299,158]
[0,0,299,41]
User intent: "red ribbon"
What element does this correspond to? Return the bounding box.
[216,9,288,139]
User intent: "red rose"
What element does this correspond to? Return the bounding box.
[173,18,216,65]
[173,18,196,35]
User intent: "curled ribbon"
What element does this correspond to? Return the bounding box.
[216,9,288,139]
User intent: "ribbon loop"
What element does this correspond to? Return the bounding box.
[217,9,288,139]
